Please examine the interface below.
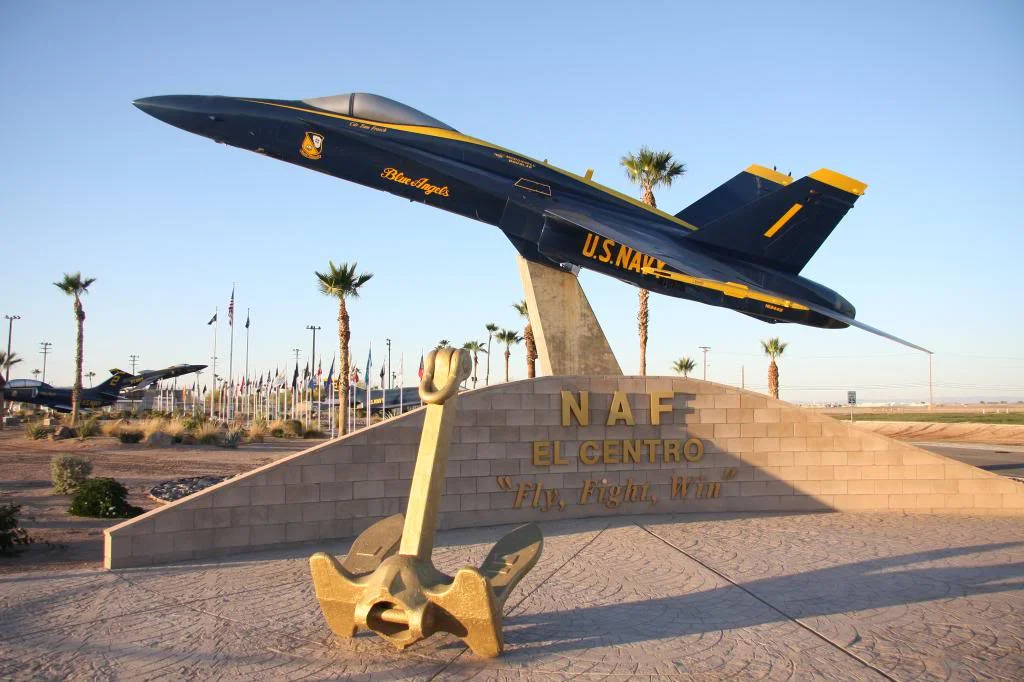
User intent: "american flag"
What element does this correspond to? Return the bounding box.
[228,286,235,326]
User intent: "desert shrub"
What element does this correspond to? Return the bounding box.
[25,423,50,440]
[223,426,245,449]
[51,455,93,494]
[269,419,304,438]
[182,414,206,431]
[77,417,101,438]
[117,429,144,444]
[101,419,129,436]
[0,503,32,554]
[303,428,326,439]
[246,420,268,443]
[67,478,143,518]
[195,422,222,445]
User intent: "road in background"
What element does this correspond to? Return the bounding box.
[917,442,1024,479]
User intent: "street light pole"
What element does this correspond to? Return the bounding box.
[4,315,20,381]
[306,325,321,426]
[699,346,711,381]
[129,354,140,375]
[386,338,392,390]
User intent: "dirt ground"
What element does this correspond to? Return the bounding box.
[851,421,1024,445]
[0,430,315,574]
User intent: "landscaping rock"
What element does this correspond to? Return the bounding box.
[51,426,76,441]
[148,475,230,503]
[145,431,173,447]
[179,433,197,445]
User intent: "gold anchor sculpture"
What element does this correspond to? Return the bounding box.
[310,347,543,657]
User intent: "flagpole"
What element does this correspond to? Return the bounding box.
[227,285,236,421]
[210,307,218,420]
[399,353,404,416]
[244,308,250,418]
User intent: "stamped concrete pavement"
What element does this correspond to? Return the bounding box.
[1,512,1022,681]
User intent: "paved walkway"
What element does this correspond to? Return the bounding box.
[1,512,1022,680]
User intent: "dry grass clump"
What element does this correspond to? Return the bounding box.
[195,422,222,445]
[268,419,304,438]
[247,421,268,443]
[101,419,128,437]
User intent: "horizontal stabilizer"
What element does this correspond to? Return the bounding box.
[675,164,792,227]
[687,169,867,274]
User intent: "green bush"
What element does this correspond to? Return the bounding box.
[78,417,101,438]
[0,503,32,554]
[303,428,326,439]
[117,429,144,444]
[26,423,50,440]
[182,415,206,431]
[51,455,93,494]
[68,478,143,518]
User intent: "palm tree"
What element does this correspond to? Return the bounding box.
[54,272,96,425]
[436,340,451,349]
[85,370,96,387]
[672,357,696,378]
[495,329,522,382]
[484,323,498,385]
[31,369,40,379]
[462,341,487,389]
[621,147,686,376]
[512,300,537,378]
[760,337,789,399]
[315,261,373,435]
[0,351,21,378]
[0,351,22,429]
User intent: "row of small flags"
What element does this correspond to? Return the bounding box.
[204,286,428,394]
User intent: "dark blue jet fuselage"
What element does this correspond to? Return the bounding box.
[133,93,927,351]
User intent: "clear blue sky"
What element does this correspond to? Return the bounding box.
[2,1,1022,403]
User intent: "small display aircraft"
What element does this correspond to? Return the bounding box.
[3,364,206,412]
[135,92,927,351]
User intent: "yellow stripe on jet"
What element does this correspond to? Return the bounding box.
[746,164,793,186]
[763,203,803,238]
[242,99,700,232]
[809,168,868,196]
[641,267,810,311]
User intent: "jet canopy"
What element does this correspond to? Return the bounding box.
[7,379,44,388]
[303,93,457,131]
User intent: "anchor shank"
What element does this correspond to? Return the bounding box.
[399,399,458,559]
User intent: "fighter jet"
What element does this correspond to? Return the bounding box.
[4,369,136,413]
[3,364,206,412]
[134,92,927,351]
[120,363,208,393]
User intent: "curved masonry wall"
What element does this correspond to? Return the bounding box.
[105,376,1024,568]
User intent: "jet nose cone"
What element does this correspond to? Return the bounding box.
[133,95,222,137]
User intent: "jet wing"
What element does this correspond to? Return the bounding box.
[542,206,931,354]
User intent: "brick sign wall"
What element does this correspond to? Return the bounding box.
[105,377,1024,568]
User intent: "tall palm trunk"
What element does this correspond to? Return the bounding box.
[524,323,536,378]
[71,297,85,425]
[338,299,350,434]
[638,186,656,376]
[768,360,779,399]
[471,352,479,389]
[504,348,511,382]
[485,334,492,385]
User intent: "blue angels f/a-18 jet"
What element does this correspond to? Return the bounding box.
[4,369,136,413]
[134,92,927,351]
[3,364,207,412]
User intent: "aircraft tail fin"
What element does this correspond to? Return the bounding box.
[675,165,792,227]
[685,169,867,274]
[97,368,137,395]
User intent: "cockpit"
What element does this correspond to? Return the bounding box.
[6,379,44,388]
[302,93,457,132]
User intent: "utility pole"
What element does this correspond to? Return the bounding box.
[699,346,711,381]
[39,342,52,383]
[129,354,140,375]
[929,350,937,409]
[4,315,20,381]
[386,338,392,390]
